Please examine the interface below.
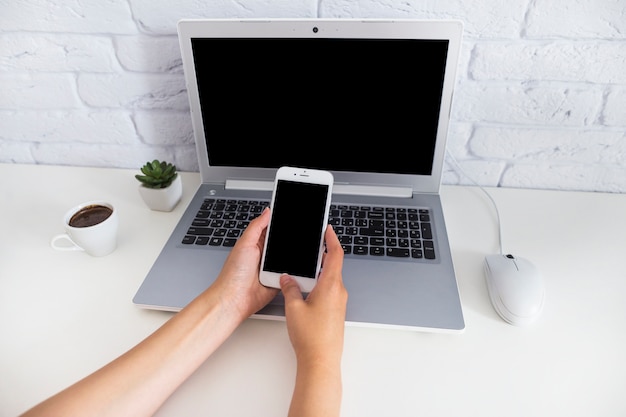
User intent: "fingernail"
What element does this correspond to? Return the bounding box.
[279,274,291,285]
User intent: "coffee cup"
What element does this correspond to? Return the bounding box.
[50,201,118,257]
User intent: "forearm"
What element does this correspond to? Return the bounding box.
[21,286,245,417]
[288,357,343,417]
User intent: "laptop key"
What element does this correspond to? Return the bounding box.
[359,227,383,237]
[223,238,237,247]
[226,229,241,238]
[421,222,433,239]
[354,246,368,255]
[236,220,250,229]
[187,227,214,235]
[424,240,436,259]
[387,247,410,257]
[338,235,352,245]
[370,247,385,256]
[182,235,196,244]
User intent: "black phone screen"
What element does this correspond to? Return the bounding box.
[262,180,330,278]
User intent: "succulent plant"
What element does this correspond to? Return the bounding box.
[135,160,178,189]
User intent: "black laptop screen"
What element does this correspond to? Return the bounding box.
[191,37,448,176]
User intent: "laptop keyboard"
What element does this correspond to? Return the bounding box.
[182,198,436,261]
[330,204,436,260]
[181,198,269,247]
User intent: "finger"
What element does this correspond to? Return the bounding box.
[238,207,270,245]
[325,225,342,254]
[280,274,304,304]
[319,226,344,277]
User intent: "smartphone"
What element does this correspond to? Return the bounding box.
[259,166,334,292]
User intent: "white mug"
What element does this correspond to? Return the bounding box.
[50,201,118,257]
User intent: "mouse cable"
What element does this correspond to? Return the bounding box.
[445,149,504,256]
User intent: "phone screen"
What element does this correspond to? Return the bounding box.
[262,179,330,278]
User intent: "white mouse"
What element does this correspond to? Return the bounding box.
[484,254,545,326]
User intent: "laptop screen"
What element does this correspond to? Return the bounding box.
[190,37,448,176]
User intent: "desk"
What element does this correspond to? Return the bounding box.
[1,163,625,416]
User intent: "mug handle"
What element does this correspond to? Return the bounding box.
[50,234,84,252]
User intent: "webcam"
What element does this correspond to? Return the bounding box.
[312,26,318,33]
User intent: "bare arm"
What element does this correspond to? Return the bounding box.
[280,225,348,417]
[21,209,278,417]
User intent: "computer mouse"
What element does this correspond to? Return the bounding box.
[484,254,545,326]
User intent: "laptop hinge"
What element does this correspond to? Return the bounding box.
[226,180,413,198]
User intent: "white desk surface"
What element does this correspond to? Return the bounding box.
[1,163,625,416]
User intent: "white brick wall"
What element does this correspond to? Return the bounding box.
[0,0,625,193]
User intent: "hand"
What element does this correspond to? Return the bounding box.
[212,208,279,321]
[280,225,347,365]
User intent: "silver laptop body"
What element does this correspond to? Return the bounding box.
[133,18,465,333]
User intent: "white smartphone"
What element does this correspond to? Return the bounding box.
[259,166,334,292]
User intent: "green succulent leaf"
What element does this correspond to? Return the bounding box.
[136,159,178,189]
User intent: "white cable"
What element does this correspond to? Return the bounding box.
[445,150,504,255]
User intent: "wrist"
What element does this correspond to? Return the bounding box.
[192,285,246,334]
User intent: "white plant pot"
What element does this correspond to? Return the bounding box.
[138,175,182,212]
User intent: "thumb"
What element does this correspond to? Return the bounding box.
[280,274,303,304]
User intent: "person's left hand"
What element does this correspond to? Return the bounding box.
[212,208,279,320]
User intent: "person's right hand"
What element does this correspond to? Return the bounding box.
[280,225,347,366]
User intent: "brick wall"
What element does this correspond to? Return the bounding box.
[1,0,624,192]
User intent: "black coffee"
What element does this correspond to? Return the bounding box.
[69,205,113,228]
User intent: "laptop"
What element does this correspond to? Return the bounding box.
[133,18,465,333]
